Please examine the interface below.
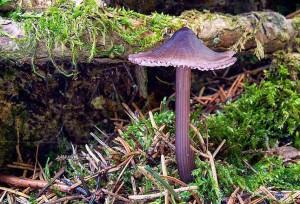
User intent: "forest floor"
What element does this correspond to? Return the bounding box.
[0,51,299,203]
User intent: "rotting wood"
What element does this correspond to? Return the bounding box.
[0,10,297,66]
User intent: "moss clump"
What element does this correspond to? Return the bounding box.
[187,51,300,201]
[193,158,300,203]
[189,53,300,202]
[201,55,299,163]
[0,0,10,7]
[11,0,181,77]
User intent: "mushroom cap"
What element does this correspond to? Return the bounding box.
[128,27,237,71]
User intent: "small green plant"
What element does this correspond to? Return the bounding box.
[44,157,51,181]
[29,193,38,204]
[120,108,175,153]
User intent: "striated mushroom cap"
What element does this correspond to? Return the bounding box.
[128,27,237,71]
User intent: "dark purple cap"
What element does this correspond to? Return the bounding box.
[128,27,237,70]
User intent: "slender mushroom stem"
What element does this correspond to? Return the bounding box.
[175,66,195,183]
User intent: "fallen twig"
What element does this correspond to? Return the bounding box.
[128,186,198,200]
[102,188,131,203]
[0,175,70,193]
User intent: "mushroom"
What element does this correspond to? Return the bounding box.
[128,27,237,183]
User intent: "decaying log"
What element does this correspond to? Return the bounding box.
[0,10,297,67]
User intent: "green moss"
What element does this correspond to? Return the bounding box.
[10,0,181,78]
[202,64,299,163]
[193,158,300,202]
[0,0,10,7]
[188,52,300,201]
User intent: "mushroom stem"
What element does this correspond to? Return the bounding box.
[175,66,196,183]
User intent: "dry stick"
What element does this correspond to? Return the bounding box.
[190,124,206,153]
[237,194,245,204]
[122,103,139,122]
[149,125,167,154]
[47,195,58,203]
[131,102,146,121]
[129,186,198,200]
[227,74,243,98]
[210,92,220,103]
[36,193,56,202]
[0,191,7,202]
[0,187,30,199]
[90,132,116,153]
[115,136,137,169]
[232,73,246,93]
[7,164,36,171]
[38,162,47,180]
[250,197,264,204]
[115,137,131,154]
[12,162,34,168]
[195,66,266,104]
[108,155,136,172]
[281,191,300,203]
[227,187,240,204]
[286,9,300,19]
[259,186,277,201]
[111,182,125,203]
[22,187,31,195]
[190,145,210,159]
[204,121,209,152]
[102,189,130,203]
[6,193,12,204]
[227,65,269,81]
[160,175,201,204]
[207,151,219,188]
[115,156,133,188]
[33,142,40,179]
[85,144,100,164]
[93,149,108,167]
[242,159,259,174]
[161,155,169,204]
[82,152,98,170]
[212,139,226,158]
[41,194,49,203]
[149,111,158,130]
[219,86,227,102]
[131,176,137,195]
[138,166,156,182]
[45,195,83,204]
[37,168,65,197]
[231,74,245,96]
[198,86,205,97]
[15,196,30,204]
